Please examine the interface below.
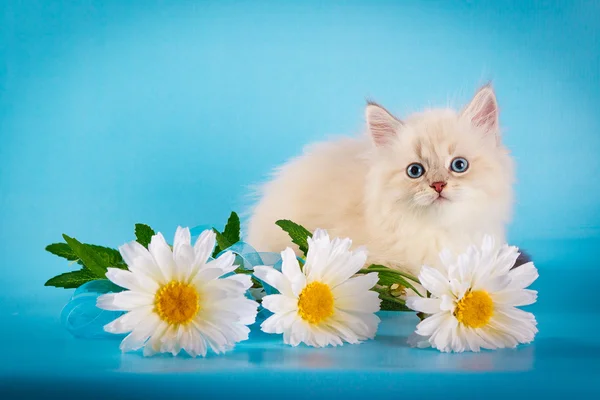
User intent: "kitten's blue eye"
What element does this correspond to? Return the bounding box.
[451,157,469,173]
[406,163,425,178]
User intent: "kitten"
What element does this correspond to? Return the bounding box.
[247,85,514,276]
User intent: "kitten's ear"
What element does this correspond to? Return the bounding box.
[366,102,403,147]
[461,84,500,138]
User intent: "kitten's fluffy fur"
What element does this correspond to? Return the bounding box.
[247,85,514,275]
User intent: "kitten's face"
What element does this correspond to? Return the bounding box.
[366,86,513,227]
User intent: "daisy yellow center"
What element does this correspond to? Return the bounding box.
[455,290,494,328]
[154,281,200,325]
[297,281,334,324]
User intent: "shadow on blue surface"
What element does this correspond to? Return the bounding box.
[1,245,599,398]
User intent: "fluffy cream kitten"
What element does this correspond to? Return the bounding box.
[247,85,514,276]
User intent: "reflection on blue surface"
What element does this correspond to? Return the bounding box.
[1,240,599,398]
[1,0,599,398]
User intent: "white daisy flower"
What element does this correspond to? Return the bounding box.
[253,229,381,347]
[96,227,258,357]
[406,235,539,353]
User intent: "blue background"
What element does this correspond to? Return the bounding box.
[1,1,599,398]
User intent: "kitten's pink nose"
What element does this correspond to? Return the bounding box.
[430,181,447,193]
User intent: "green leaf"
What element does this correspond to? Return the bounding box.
[360,264,423,297]
[135,223,155,248]
[215,229,233,250]
[363,264,420,283]
[212,229,232,258]
[380,297,412,312]
[86,244,124,268]
[222,212,241,246]
[44,269,98,289]
[45,243,78,261]
[47,241,125,269]
[212,212,242,258]
[62,234,109,278]
[275,219,313,256]
[374,288,413,312]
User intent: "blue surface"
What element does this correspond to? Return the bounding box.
[1,0,600,398]
[2,245,600,398]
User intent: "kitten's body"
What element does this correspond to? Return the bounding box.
[247,86,513,275]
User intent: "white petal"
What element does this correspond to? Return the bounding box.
[481,235,495,253]
[322,245,368,287]
[97,291,153,311]
[224,274,253,290]
[180,326,198,357]
[284,318,306,346]
[206,251,237,275]
[193,229,216,268]
[448,255,474,286]
[192,320,229,354]
[171,325,186,356]
[253,266,294,296]
[438,249,454,273]
[308,324,344,347]
[105,268,158,293]
[449,321,470,353]
[312,228,330,241]
[496,305,538,324]
[205,313,251,343]
[474,326,505,349]
[173,227,195,280]
[492,245,521,276]
[148,233,175,282]
[208,297,258,326]
[449,278,470,300]
[474,274,511,293]
[104,305,153,333]
[185,326,208,357]
[281,247,303,282]
[507,262,539,290]
[159,326,182,355]
[194,318,246,354]
[418,266,451,297]
[462,326,486,352]
[203,278,248,296]
[261,311,298,334]
[326,319,361,344]
[493,306,538,342]
[439,294,456,312]
[173,226,191,249]
[303,229,331,280]
[487,316,535,346]
[292,319,320,347]
[261,294,298,314]
[281,248,307,297]
[405,297,442,314]
[119,313,160,352]
[415,311,451,337]
[193,267,226,286]
[143,321,169,357]
[333,309,380,340]
[335,291,381,313]
[430,316,457,352]
[332,273,379,298]
[492,289,538,306]
[119,241,163,283]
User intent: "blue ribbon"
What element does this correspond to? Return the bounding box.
[61,227,283,339]
[61,280,125,339]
